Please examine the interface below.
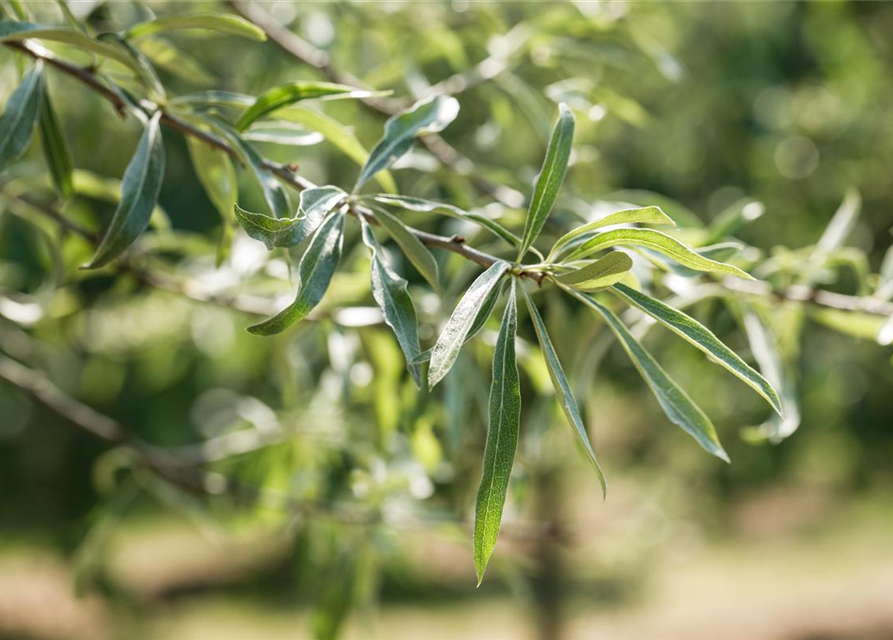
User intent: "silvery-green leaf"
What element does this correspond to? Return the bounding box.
[521,286,607,495]
[411,281,505,365]
[369,194,522,248]
[38,85,74,199]
[549,206,673,260]
[247,211,345,335]
[0,21,141,74]
[137,36,215,85]
[0,62,44,170]
[612,282,782,416]
[373,206,440,292]
[429,261,509,389]
[742,309,801,442]
[234,186,346,250]
[562,227,754,280]
[569,290,728,462]
[84,111,165,268]
[554,251,632,291]
[169,91,254,110]
[235,81,389,132]
[354,95,459,191]
[243,121,322,146]
[360,219,423,388]
[474,280,521,585]
[123,13,266,41]
[518,103,574,259]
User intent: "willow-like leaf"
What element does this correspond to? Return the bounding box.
[124,13,266,41]
[554,251,632,291]
[612,282,782,416]
[354,95,459,192]
[570,290,729,461]
[84,112,165,268]
[0,62,43,170]
[369,194,522,248]
[548,206,673,261]
[563,227,753,279]
[373,206,440,292]
[235,82,388,132]
[38,86,74,199]
[360,219,423,388]
[247,211,345,335]
[474,280,521,585]
[518,103,574,260]
[429,261,509,389]
[234,186,346,250]
[0,21,141,74]
[521,286,607,495]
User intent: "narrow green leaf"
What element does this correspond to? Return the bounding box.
[124,13,266,42]
[474,280,521,585]
[521,286,607,495]
[169,91,253,110]
[243,121,322,146]
[277,106,397,194]
[562,227,754,280]
[235,82,389,132]
[354,95,459,192]
[518,103,574,260]
[429,261,510,389]
[569,289,729,462]
[411,281,505,365]
[369,194,522,248]
[554,251,632,291]
[612,282,782,416]
[372,206,440,291]
[548,206,674,261]
[0,62,43,170]
[186,137,237,265]
[208,119,290,218]
[360,219,424,388]
[84,111,165,268]
[247,211,345,335]
[0,21,142,75]
[234,186,346,250]
[38,86,74,199]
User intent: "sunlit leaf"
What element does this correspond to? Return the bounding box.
[124,13,266,42]
[554,251,632,291]
[84,111,165,268]
[235,82,389,131]
[372,206,440,292]
[429,261,509,389]
[562,227,753,279]
[612,282,782,415]
[474,280,520,584]
[247,211,345,335]
[360,219,423,388]
[521,286,607,494]
[569,290,729,462]
[354,95,459,192]
[548,206,673,261]
[518,102,574,259]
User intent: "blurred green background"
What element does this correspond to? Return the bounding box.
[1,1,893,639]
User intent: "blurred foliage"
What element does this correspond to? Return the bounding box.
[1,2,893,640]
